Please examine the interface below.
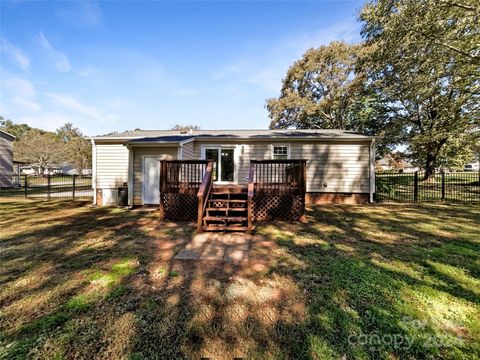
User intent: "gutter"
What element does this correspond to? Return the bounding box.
[92,135,376,142]
[91,139,97,205]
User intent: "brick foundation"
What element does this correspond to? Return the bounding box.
[305,192,369,205]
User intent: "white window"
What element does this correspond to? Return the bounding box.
[272,145,289,160]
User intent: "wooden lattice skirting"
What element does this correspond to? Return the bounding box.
[252,194,305,221]
[160,193,198,221]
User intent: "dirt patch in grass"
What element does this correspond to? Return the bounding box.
[1,199,479,359]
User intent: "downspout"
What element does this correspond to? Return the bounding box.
[91,139,97,205]
[369,138,376,203]
[126,144,134,208]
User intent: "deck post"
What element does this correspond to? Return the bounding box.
[197,194,203,232]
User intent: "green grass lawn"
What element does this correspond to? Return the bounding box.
[1,199,479,359]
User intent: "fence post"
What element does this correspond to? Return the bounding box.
[24,175,28,198]
[47,174,51,200]
[441,170,445,202]
[73,174,76,199]
[414,171,418,203]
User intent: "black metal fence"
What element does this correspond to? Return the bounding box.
[0,174,93,200]
[376,171,480,203]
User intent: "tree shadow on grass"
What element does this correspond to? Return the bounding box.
[1,201,479,359]
[1,200,311,359]
[0,201,195,358]
[255,203,480,358]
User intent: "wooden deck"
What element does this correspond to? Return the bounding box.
[159,159,307,233]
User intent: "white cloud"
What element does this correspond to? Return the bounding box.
[171,89,198,97]
[46,92,118,123]
[18,113,77,132]
[2,75,36,99]
[0,37,30,71]
[78,65,99,77]
[55,1,102,28]
[0,70,41,113]
[214,20,361,93]
[37,32,72,72]
[11,97,41,112]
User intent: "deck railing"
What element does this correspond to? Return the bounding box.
[248,159,307,222]
[160,159,307,228]
[197,161,214,231]
[159,160,209,220]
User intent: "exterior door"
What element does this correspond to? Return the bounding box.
[204,147,235,183]
[143,157,160,204]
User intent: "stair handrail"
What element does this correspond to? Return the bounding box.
[197,161,214,232]
[247,162,255,234]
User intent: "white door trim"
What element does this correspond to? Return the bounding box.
[200,144,238,184]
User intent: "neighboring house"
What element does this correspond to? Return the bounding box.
[61,164,79,175]
[91,129,376,206]
[464,161,479,172]
[0,129,16,188]
[20,163,79,175]
[20,166,36,175]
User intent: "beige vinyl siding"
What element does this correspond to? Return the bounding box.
[182,141,194,160]
[96,144,129,188]
[193,140,370,193]
[290,142,370,193]
[132,147,178,205]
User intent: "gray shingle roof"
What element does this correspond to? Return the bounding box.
[94,129,373,142]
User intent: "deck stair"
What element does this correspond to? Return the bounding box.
[203,185,248,232]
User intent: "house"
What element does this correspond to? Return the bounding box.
[91,129,376,209]
[0,129,16,188]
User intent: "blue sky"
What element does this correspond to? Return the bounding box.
[1,0,363,136]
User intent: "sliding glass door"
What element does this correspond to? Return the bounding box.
[203,147,235,183]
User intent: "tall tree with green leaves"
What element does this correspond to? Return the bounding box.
[266,41,389,152]
[360,0,480,178]
[56,123,91,173]
[0,116,32,140]
[56,123,82,143]
[15,130,64,174]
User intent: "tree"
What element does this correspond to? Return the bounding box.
[65,136,91,173]
[56,123,82,143]
[378,152,408,171]
[0,116,32,140]
[170,124,200,132]
[266,41,389,154]
[15,130,64,174]
[360,0,480,179]
[56,123,91,172]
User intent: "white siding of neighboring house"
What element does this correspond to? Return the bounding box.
[0,131,15,187]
